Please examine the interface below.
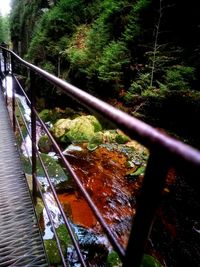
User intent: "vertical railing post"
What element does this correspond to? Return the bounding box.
[0,50,2,89]
[0,48,2,75]
[3,48,7,75]
[30,70,37,204]
[2,48,8,104]
[11,54,16,132]
[123,149,170,267]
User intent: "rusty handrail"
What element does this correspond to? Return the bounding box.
[1,46,200,267]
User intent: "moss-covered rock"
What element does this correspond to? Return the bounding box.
[87,143,99,151]
[102,130,130,144]
[38,134,52,153]
[126,165,146,179]
[53,118,72,138]
[56,224,72,245]
[102,130,118,143]
[87,130,130,150]
[44,224,71,266]
[21,153,69,187]
[66,117,96,142]
[38,109,50,122]
[44,239,61,265]
[107,251,122,267]
[89,132,104,145]
[86,115,102,132]
[87,132,104,150]
[115,133,130,144]
[140,254,163,267]
[53,115,102,143]
[38,154,69,184]
[35,197,44,218]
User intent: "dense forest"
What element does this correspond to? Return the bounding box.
[10,0,200,93]
[8,0,200,147]
[0,14,10,43]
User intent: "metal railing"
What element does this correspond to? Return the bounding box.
[1,46,200,267]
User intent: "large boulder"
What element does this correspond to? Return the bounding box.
[53,118,72,138]
[53,115,102,143]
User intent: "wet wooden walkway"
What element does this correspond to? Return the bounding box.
[0,88,47,266]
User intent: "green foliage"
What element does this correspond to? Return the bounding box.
[130,73,151,94]
[98,41,130,86]
[10,0,47,55]
[107,251,121,266]
[26,0,137,92]
[164,65,195,90]
[140,254,163,267]
[124,0,151,44]
[80,1,131,83]
[10,0,200,101]
[42,61,56,73]
[0,15,10,43]
[124,73,151,103]
[64,24,90,68]
[123,90,135,104]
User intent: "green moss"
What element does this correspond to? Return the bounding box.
[140,254,163,267]
[103,130,118,143]
[115,134,130,144]
[21,154,69,184]
[53,115,102,143]
[39,109,51,122]
[38,154,68,181]
[44,224,72,266]
[127,165,146,178]
[38,135,52,153]
[44,239,62,265]
[39,108,80,124]
[107,251,122,267]
[35,197,44,218]
[87,130,130,149]
[87,132,104,150]
[86,115,102,132]
[21,155,32,174]
[53,115,102,144]
[56,224,71,245]
[66,117,95,142]
[90,132,104,145]
[53,118,72,138]
[87,143,98,151]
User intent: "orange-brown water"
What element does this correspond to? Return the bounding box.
[58,145,144,246]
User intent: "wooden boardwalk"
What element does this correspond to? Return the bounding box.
[0,87,47,266]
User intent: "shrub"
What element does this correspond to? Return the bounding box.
[98,41,130,86]
[164,65,195,90]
